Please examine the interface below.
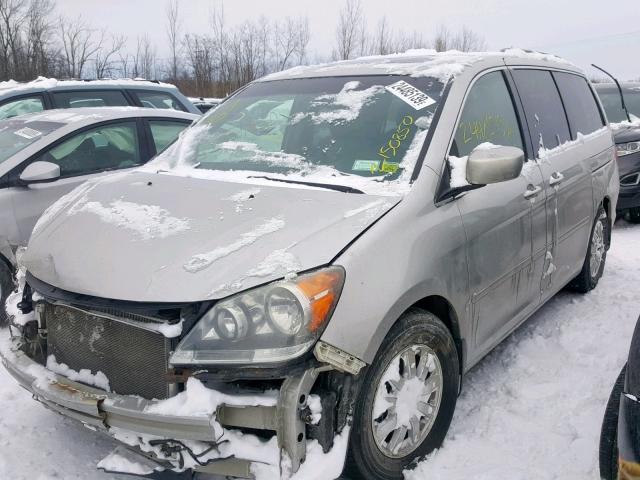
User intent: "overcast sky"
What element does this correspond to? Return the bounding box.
[58,0,640,80]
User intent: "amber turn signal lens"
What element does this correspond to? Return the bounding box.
[295,268,345,333]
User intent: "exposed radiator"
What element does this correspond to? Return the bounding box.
[44,303,172,400]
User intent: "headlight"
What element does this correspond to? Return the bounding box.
[170,266,345,366]
[617,141,640,157]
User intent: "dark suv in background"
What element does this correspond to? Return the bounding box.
[595,82,640,222]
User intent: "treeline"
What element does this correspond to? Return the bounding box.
[0,0,487,97]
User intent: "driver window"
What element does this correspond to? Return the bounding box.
[450,71,524,158]
[38,122,141,177]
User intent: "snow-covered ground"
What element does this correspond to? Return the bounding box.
[0,221,638,480]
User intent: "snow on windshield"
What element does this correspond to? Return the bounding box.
[292,81,384,124]
[146,75,443,196]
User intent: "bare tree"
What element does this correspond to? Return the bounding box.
[372,16,391,55]
[433,24,486,52]
[59,16,104,78]
[433,25,451,52]
[23,0,57,77]
[456,26,487,52]
[134,35,156,79]
[0,0,27,79]
[274,16,309,70]
[94,33,125,78]
[165,0,180,80]
[294,16,310,65]
[118,52,130,78]
[334,0,365,60]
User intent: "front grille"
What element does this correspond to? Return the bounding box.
[44,303,172,399]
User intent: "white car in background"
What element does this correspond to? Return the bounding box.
[0,107,199,321]
[0,77,202,119]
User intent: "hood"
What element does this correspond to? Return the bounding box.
[24,171,400,302]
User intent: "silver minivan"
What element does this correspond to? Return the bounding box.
[1,51,619,479]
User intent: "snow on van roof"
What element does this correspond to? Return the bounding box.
[260,48,577,83]
[0,76,178,95]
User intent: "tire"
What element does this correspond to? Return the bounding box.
[345,309,459,480]
[568,205,609,294]
[599,365,625,480]
[628,208,640,224]
[0,260,13,326]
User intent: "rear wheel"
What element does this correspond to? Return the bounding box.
[628,207,640,224]
[0,260,13,326]
[568,205,608,293]
[345,309,459,480]
[599,365,625,480]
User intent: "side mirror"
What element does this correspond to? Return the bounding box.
[19,161,61,184]
[466,145,524,185]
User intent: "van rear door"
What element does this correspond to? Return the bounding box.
[510,69,601,295]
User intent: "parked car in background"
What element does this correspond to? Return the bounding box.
[188,96,223,113]
[595,82,640,222]
[595,82,640,123]
[0,107,198,322]
[1,51,618,479]
[600,314,640,480]
[0,78,201,119]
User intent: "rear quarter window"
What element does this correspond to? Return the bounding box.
[511,69,571,158]
[132,90,187,112]
[553,72,604,138]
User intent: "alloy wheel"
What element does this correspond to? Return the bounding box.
[371,345,443,459]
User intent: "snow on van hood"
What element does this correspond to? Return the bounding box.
[23,171,399,302]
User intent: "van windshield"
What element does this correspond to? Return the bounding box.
[0,120,63,165]
[152,76,445,195]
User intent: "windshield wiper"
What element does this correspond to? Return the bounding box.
[248,175,364,194]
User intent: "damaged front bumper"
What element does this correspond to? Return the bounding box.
[0,333,342,479]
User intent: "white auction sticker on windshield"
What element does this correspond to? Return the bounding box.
[385,80,436,110]
[14,127,42,139]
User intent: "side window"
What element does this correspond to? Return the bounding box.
[149,120,190,153]
[553,72,605,138]
[133,91,187,112]
[52,90,129,109]
[0,96,44,119]
[511,69,571,157]
[450,71,524,158]
[37,122,140,177]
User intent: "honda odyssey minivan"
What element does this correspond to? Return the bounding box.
[1,50,619,479]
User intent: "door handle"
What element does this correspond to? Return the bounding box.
[523,185,542,199]
[549,172,564,186]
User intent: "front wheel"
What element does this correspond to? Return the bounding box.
[600,366,625,480]
[568,205,608,293]
[0,261,13,326]
[345,309,459,480]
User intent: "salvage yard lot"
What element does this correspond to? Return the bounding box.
[1,220,638,480]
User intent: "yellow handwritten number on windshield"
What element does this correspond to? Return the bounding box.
[378,115,414,160]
